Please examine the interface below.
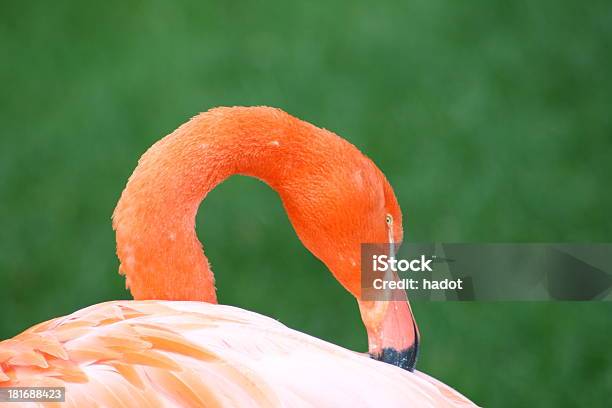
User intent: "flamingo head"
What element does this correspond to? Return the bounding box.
[280,150,419,371]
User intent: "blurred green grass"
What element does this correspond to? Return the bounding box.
[1,0,611,406]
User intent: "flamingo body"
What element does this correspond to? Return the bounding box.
[1,107,478,406]
[0,301,474,407]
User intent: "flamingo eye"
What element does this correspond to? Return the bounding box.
[385,214,393,226]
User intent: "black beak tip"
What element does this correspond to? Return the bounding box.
[371,342,419,372]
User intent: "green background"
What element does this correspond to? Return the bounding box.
[1,1,611,406]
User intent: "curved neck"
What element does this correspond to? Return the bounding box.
[113,107,347,302]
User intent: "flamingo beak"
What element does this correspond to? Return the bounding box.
[366,228,419,371]
[358,297,420,371]
[373,300,419,371]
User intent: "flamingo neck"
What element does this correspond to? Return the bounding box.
[113,107,344,302]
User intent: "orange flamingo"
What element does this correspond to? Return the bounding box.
[0,107,477,407]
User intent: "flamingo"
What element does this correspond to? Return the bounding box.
[0,107,477,407]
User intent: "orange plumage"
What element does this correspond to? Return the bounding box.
[0,107,477,407]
